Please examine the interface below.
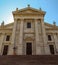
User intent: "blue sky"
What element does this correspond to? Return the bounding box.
[0,0,58,25]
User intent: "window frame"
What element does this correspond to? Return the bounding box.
[48,35,52,41]
[6,35,10,41]
[27,22,31,28]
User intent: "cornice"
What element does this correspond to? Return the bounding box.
[44,22,54,27]
[45,22,58,29]
[0,28,12,30]
[4,22,14,27]
[45,28,58,30]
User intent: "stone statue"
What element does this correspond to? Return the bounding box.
[1,21,4,26]
[53,21,56,26]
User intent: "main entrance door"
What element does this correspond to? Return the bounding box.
[49,45,54,54]
[26,43,32,55]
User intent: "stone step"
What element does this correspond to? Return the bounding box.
[0,55,58,65]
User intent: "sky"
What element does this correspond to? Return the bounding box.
[0,0,58,25]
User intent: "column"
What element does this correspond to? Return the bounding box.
[35,19,41,55]
[53,33,58,54]
[18,19,24,55]
[0,33,5,55]
[8,19,17,55]
[41,19,50,55]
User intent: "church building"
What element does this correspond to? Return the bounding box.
[0,5,58,55]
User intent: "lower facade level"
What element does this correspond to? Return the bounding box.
[2,41,56,55]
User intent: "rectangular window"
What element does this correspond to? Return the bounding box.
[48,35,52,41]
[27,22,31,28]
[6,35,10,41]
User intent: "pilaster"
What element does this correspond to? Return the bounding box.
[41,19,50,54]
[0,33,5,55]
[17,19,24,55]
[35,19,41,55]
[9,19,17,55]
[53,33,58,54]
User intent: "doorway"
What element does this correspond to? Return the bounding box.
[49,45,54,54]
[3,45,8,55]
[26,43,32,55]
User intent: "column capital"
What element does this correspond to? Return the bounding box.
[34,19,42,22]
[40,19,44,22]
[20,18,24,21]
[34,18,39,20]
[34,19,39,22]
[53,33,57,35]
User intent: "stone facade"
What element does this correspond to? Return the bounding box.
[0,6,58,55]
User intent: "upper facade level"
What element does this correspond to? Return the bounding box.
[12,5,46,20]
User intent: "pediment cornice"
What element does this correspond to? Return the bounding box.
[12,6,46,16]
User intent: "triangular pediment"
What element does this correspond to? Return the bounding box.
[13,7,46,15]
[19,9,37,13]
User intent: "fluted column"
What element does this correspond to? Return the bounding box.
[41,19,50,54]
[18,19,24,55]
[35,19,42,55]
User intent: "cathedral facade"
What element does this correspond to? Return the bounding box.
[0,5,58,55]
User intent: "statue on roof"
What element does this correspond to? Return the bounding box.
[39,8,42,10]
[53,21,56,26]
[1,21,4,26]
[16,8,18,11]
[27,4,30,7]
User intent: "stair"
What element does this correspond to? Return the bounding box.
[0,55,58,65]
